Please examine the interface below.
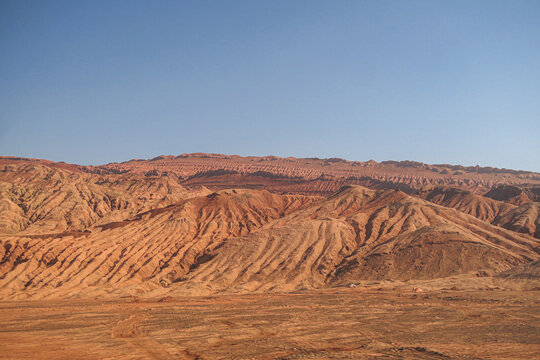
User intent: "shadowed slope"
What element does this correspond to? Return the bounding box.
[416,186,515,223]
[495,202,540,239]
[484,184,540,205]
[417,186,540,239]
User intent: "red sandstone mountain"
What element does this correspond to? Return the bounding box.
[4,154,540,197]
[0,159,210,234]
[0,188,317,298]
[0,155,539,299]
[484,184,540,205]
[417,186,539,239]
[87,153,540,195]
[183,186,537,294]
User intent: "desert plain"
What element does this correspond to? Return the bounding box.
[1,286,539,359]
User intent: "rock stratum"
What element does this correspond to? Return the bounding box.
[0,155,539,299]
[89,153,540,195]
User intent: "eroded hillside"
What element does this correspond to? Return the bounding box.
[0,156,539,299]
[0,159,210,234]
[417,186,540,239]
[88,153,540,195]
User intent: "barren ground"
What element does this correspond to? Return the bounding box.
[1,288,538,359]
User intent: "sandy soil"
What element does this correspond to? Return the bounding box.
[0,288,538,359]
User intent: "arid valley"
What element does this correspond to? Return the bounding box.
[0,154,539,359]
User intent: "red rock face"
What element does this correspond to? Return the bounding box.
[417,186,540,239]
[484,184,540,204]
[87,153,540,195]
[0,154,539,299]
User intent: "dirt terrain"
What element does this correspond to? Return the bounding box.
[0,287,538,360]
[0,154,539,359]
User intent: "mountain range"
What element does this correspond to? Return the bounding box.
[1,154,539,299]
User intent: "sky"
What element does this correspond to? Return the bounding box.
[1,1,539,171]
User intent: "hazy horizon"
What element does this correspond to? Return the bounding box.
[2,151,540,174]
[1,1,539,171]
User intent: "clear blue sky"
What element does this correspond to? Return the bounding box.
[1,1,539,171]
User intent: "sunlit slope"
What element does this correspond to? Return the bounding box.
[0,189,316,298]
[0,161,209,234]
[180,186,539,293]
